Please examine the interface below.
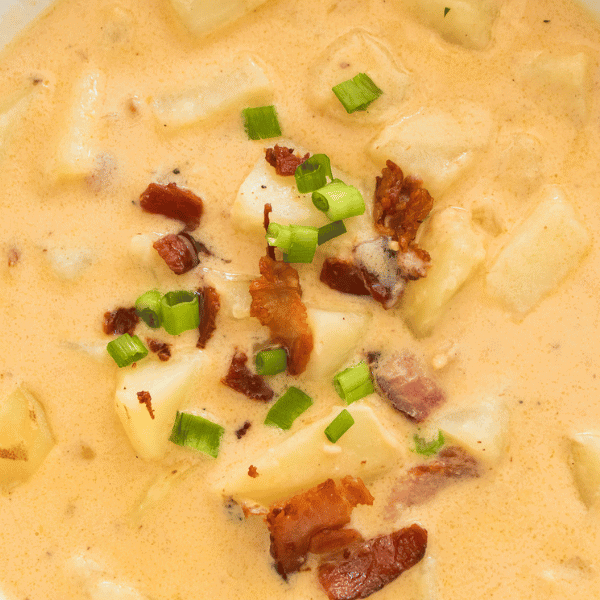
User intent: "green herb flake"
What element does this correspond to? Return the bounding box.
[444,7,451,17]
[413,430,445,457]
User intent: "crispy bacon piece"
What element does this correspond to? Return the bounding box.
[221,350,274,401]
[249,256,313,376]
[248,465,259,478]
[196,286,220,349]
[373,351,446,422]
[309,529,364,555]
[147,338,171,361]
[139,182,203,231]
[265,145,309,176]
[264,203,275,260]
[320,258,371,296]
[153,233,199,275]
[103,307,139,336]
[266,477,374,578]
[7,247,20,267]
[317,524,428,600]
[235,421,251,439]
[137,391,155,419]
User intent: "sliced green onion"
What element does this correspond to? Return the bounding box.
[294,154,333,193]
[332,72,383,114]
[255,348,287,376]
[282,225,319,263]
[444,7,451,16]
[106,333,148,368]
[264,387,313,430]
[242,105,282,140]
[312,181,365,221]
[324,409,355,443]
[161,291,200,335]
[413,430,445,457]
[318,220,347,245]
[169,411,224,458]
[333,361,374,404]
[266,223,293,252]
[135,289,162,329]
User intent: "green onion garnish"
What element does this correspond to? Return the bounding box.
[282,225,319,263]
[169,411,224,458]
[312,181,365,221]
[318,220,347,245]
[413,430,445,457]
[333,361,374,404]
[332,72,383,114]
[324,409,355,443]
[161,291,200,335]
[106,333,148,368]
[242,105,282,140]
[264,387,313,430]
[294,154,333,193]
[135,289,162,329]
[444,7,451,16]
[266,223,293,252]
[255,348,287,376]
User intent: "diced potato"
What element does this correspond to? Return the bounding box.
[0,384,54,490]
[435,398,510,466]
[309,29,410,124]
[46,246,94,280]
[369,104,492,198]
[494,131,544,197]
[202,268,253,319]
[114,353,204,460]
[305,307,372,379]
[218,404,402,507]
[403,207,486,338]
[0,86,35,158]
[150,55,272,129]
[569,431,600,508]
[486,186,590,316]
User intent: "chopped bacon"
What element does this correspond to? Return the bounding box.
[249,256,313,376]
[264,203,275,260]
[320,258,371,296]
[235,421,251,439]
[396,246,431,280]
[7,247,20,267]
[266,477,374,579]
[197,286,220,349]
[153,233,199,275]
[103,307,139,336]
[221,350,274,401]
[317,524,428,600]
[373,351,446,422]
[248,465,259,478]
[179,231,214,258]
[309,529,364,555]
[147,338,171,361]
[137,391,155,419]
[265,145,309,176]
[139,182,203,231]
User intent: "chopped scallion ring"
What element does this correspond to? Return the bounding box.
[413,430,445,456]
[294,154,333,193]
[135,289,163,329]
[266,223,293,252]
[106,333,148,368]
[332,72,383,114]
[255,348,287,376]
[169,411,224,458]
[333,361,374,404]
[264,387,313,430]
[161,290,200,335]
[312,181,365,221]
[282,225,319,263]
[324,409,355,443]
[242,105,282,140]
[318,220,347,245]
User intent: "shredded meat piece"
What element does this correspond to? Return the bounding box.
[153,233,199,275]
[221,350,274,401]
[137,391,155,419]
[7,247,20,267]
[196,286,220,349]
[396,246,431,280]
[235,421,251,439]
[139,182,203,231]
[103,307,139,336]
[249,256,313,376]
[265,145,309,176]
[309,529,364,555]
[318,524,428,600]
[266,476,374,579]
[146,338,171,361]
[320,258,371,296]
[248,465,259,478]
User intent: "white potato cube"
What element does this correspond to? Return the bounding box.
[114,353,204,460]
[202,268,253,319]
[495,130,544,197]
[46,246,94,280]
[218,404,402,508]
[370,104,492,198]
[403,207,486,338]
[486,186,590,316]
[569,431,600,509]
[151,55,272,129]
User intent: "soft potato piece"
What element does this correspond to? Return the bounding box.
[150,55,272,129]
[569,431,600,509]
[495,130,544,197]
[218,404,402,507]
[114,353,204,460]
[486,186,590,316]
[46,246,94,280]
[202,268,253,319]
[403,207,486,338]
[0,385,54,490]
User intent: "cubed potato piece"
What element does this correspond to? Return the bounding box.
[403,207,486,338]
[305,308,372,379]
[569,431,600,509]
[310,29,410,124]
[369,104,492,198]
[46,246,94,280]
[169,0,269,37]
[486,186,590,316]
[0,86,35,158]
[218,404,401,507]
[202,268,253,319]
[150,55,272,129]
[114,353,204,460]
[0,385,54,489]
[404,0,499,50]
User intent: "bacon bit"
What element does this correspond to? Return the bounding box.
[137,391,155,419]
[153,233,199,275]
[7,248,20,267]
[248,465,259,478]
[179,231,214,258]
[320,258,371,296]
[265,145,310,176]
[221,350,274,401]
[235,421,251,439]
[0,444,28,461]
[317,524,428,600]
[197,286,220,349]
[266,477,374,579]
[139,182,203,231]
[309,529,364,555]
[146,338,171,362]
[396,246,431,280]
[249,256,313,376]
[103,307,139,336]
[264,203,275,260]
[373,351,446,422]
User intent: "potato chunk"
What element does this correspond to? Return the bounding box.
[569,431,600,509]
[486,186,590,316]
[0,385,54,489]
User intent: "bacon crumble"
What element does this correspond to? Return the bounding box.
[221,350,274,401]
[265,145,310,176]
[196,286,220,349]
[320,258,371,296]
[102,307,139,336]
[153,233,199,275]
[248,465,259,478]
[146,338,172,361]
[309,528,364,555]
[137,391,155,419]
[235,421,252,439]
[139,182,203,231]
[7,247,20,267]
